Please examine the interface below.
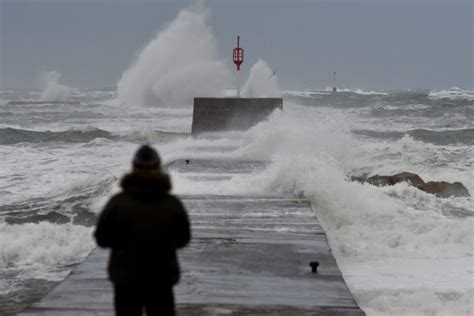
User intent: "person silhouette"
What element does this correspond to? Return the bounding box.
[95,145,190,316]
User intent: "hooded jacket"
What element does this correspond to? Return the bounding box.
[94,170,190,285]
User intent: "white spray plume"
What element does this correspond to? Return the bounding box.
[117,6,231,107]
[40,71,73,102]
[241,59,280,98]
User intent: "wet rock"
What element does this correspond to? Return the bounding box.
[352,172,470,198]
[420,181,470,198]
[366,172,425,188]
[366,175,393,186]
[350,176,367,183]
[390,172,426,188]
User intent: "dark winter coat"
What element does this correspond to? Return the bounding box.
[94,170,191,286]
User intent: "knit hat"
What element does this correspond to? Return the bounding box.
[133,145,161,170]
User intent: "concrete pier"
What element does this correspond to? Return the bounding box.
[191,98,283,135]
[20,159,364,315]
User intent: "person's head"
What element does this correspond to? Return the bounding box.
[132,145,161,171]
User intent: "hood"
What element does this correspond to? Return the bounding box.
[120,170,172,199]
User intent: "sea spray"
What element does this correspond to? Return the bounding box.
[117,6,231,107]
[40,71,73,102]
[225,104,474,259]
[241,59,281,98]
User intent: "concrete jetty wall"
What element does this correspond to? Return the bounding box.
[191,97,283,135]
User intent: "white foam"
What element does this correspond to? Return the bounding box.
[324,87,389,95]
[117,5,231,107]
[0,222,94,297]
[0,222,93,268]
[376,103,432,111]
[356,288,473,316]
[341,257,474,291]
[282,90,316,97]
[340,258,474,314]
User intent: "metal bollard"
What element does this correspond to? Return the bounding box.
[309,261,319,273]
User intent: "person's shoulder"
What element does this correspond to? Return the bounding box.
[166,194,183,203]
[106,192,128,205]
[166,194,186,208]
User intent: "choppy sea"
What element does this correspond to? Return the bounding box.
[0,87,472,315]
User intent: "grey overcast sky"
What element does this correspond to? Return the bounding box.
[0,0,472,90]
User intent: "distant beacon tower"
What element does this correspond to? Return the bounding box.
[332,71,337,93]
[191,35,282,135]
[233,36,244,97]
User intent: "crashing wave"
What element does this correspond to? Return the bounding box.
[40,71,74,102]
[117,6,230,107]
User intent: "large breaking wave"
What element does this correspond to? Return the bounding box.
[116,5,281,107]
[117,6,231,107]
[40,71,74,102]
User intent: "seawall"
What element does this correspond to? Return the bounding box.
[192,97,283,134]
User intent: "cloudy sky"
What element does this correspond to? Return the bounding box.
[0,0,472,90]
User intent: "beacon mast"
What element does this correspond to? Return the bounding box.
[332,72,337,93]
[233,36,244,97]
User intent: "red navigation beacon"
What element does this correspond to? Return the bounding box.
[233,36,244,97]
[233,36,244,71]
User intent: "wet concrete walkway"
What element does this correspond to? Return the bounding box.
[20,160,364,315]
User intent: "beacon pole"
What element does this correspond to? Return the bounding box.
[233,36,244,98]
[237,67,240,98]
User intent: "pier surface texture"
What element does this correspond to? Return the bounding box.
[191,98,283,135]
[20,159,364,315]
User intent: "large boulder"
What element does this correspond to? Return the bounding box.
[365,175,393,186]
[352,172,470,198]
[391,172,426,188]
[420,181,470,198]
[366,172,425,188]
